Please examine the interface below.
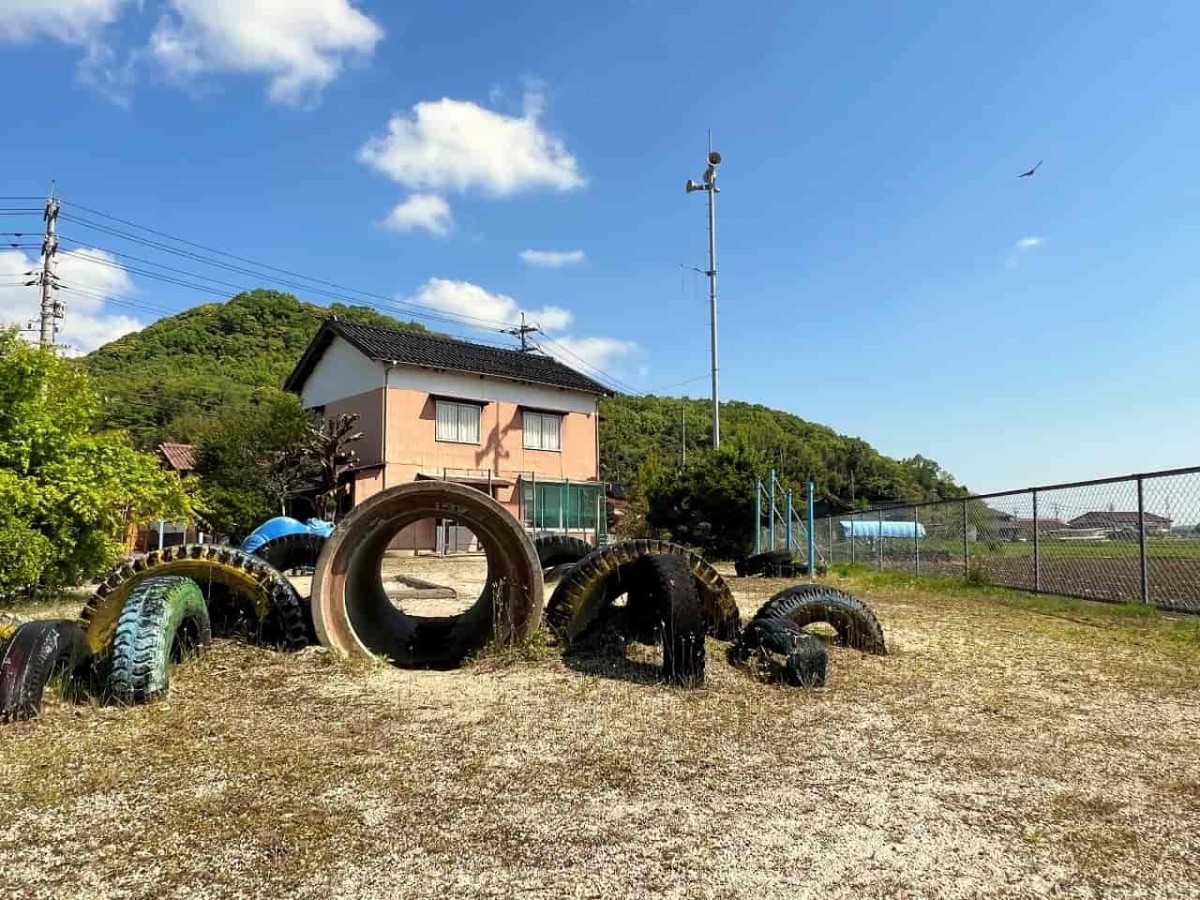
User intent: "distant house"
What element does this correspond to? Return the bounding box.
[1068,511,1172,537]
[284,320,610,550]
[158,442,197,475]
[1014,517,1066,539]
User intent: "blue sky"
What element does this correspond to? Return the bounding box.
[1,1,1197,493]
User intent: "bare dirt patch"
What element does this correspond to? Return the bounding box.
[1,563,1198,899]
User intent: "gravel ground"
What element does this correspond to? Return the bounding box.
[1,556,1198,899]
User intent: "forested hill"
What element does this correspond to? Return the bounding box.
[85,290,428,446]
[598,395,965,511]
[84,289,964,510]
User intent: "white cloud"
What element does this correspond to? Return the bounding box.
[0,0,128,44]
[411,278,572,332]
[149,0,383,106]
[359,89,584,197]
[1006,235,1043,269]
[0,248,143,353]
[542,335,638,374]
[383,194,452,237]
[519,249,586,268]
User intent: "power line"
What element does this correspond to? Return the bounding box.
[59,207,514,332]
[54,198,637,392]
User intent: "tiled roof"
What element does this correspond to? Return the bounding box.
[285,320,612,396]
[1068,511,1172,527]
[159,442,197,473]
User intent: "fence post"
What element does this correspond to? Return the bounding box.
[961,497,969,577]
[807,480,815,577]
[877,509,884,571]
[850,514,856,565]
[1032,489,1041,593]
[754,478,762,555]
[769,469,777,551]
[826,515,833,567]
[914,507,920,575]
[1138,476,1149,604]
[785,489,793,553]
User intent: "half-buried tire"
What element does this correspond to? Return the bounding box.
[631,554,706,686]
[310,481,543,668]
[0,619,90,722]
[249,532,327,642]
[734,616,828,686]
[534,535,593,571]
[545,539,740,643]
[751,584,886,655]
[80,544,308,656]
[735,550,792,577]
[252,532,326,575]
[106,576,213,704]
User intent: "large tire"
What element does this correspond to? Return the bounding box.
[252,532,326,574]
[533,535,593,570]
[250,532,326,642]
[545,539,740,643]
[106,576,212,704]
[81,544,308,655]
[0,620,90,722]
[735,616,827,686]
[311,481,543,668]
[751,584,886,655]
[632,555,706,686]
[735,550,792,577]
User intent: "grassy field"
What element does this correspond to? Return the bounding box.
[839,536,1200,560]
[1,562,1199,899]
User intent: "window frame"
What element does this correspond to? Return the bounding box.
[523,409,563,452]
[434,399,483,445]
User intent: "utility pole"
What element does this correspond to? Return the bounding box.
[504,311,541,352]
[680,401,687,470]
[36,185,60,350]
[685,137,722,448]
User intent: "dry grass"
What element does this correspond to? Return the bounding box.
[2,559,1199,899]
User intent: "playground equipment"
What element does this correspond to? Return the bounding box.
[752,471,824,574]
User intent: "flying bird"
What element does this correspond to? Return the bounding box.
[1017,160,1043,178]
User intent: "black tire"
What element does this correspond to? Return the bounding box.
[735,550,792,577]
[545,539,740,643]
[543,562,579,584]
[252,532,326,575]
[533,535,593,570]
[751,584,886,655]
[106,576,213,704]
[249,532,326,643]
[0,620,90,722]
[81,544,308,655]
[735,616,827,686]
[630,555,706,686]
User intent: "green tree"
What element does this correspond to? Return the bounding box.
[642,442,765,559]
[0,331,194,599]
[194,390,316,538]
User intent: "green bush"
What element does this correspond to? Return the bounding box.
[0,331,194,601]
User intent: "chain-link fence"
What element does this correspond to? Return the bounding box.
[815,466,1200,613]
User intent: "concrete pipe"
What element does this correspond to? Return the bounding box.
[311,481,543,668]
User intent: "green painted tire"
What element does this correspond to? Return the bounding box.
[106,576,212,704]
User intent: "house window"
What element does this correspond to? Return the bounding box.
[435,400,481,444]
[523,410,562,451]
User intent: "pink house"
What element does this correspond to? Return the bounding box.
[284,320,610,550]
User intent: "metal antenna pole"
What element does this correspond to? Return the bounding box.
[706,167,719,449]
[685,138,722,449]
[38,184,60,349]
